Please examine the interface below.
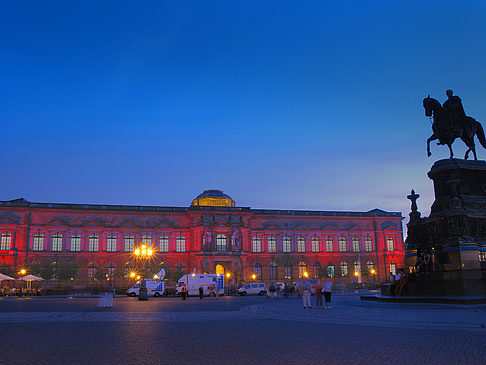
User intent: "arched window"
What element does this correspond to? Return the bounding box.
[107,234,117,252]
[284,265,292,279]
[283,236,291,252]
[252,236,261,253]
[354,260,361,276]
[124,235,134,252]
[387,237,395,251]
[159,235,169,252]
[339,237,347,252]
[268,236,276,252]
[365,237,373,252]
[313,262,320,278]
[297,236,306,252]
[0,232,12,250]
[326,237,333,252]
[367,261,374,271]
[33,233,44,251]
[70,234,81,251]
[340,262,348,276]
[88,234,99,252]
[269,262,277,280]
[176,262,186,272]
[107,262,116,278]
[352,237,360,252]
[52,233,62,251]
[311,237,319,252]
[327,264,335,278]
[298,262,307,278]
[253,262,262,279]
[176,235,185,252]
[142,235,152,247]
[88,262,98,280]
[390,261,397,275]
[216,234,227,251]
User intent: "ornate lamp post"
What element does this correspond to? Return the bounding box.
[133,244,153,301]
[19,268,26,296]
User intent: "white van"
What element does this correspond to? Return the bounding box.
[238,283,267,296]
[126,280,165,297]
[176,274,224,296]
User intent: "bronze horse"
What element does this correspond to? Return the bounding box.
[423,96,486,160]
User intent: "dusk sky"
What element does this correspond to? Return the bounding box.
[2,1,486,222]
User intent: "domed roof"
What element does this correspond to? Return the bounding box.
[191,190,235,207]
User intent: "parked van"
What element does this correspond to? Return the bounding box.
[126,280,165,297]
[176,274,224,296]
[238,283,267,296]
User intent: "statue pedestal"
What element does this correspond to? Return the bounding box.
[405,159,486,296]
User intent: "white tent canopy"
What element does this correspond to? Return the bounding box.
[0,273,15,281]
[17,274,45,281]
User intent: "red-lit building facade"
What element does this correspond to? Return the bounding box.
[0,190,404,289]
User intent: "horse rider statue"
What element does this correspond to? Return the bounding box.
[423,90,486,160]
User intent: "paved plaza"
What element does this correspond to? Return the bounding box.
[0,291,485,364]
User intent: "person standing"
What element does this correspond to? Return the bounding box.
[301,280,312,309]
[323,277,332,309]
[314,280,323,308]
[199,286,204,299]
[181,284,187,300]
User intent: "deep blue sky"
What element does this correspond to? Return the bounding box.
[1,1,486,220]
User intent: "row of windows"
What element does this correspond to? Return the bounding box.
[251,260,384,280]
[0,231,397,252]
[30,233,186,252]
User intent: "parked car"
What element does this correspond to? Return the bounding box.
[238,283,267,296]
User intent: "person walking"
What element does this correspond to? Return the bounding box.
[323,277,332,309]
[314,280,323,308]
[199,286,204,299]
[301,280,312,309]
[181,284,187,300]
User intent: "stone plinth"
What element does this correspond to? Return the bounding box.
[405,159,486,296]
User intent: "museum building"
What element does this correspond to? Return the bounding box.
[0,190,404,288]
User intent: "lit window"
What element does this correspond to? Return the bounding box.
[367,261,374,271]
[253,262,262,279]
[387,237,395,251]
[297,237,306,253]
[284,265,292,279]
[269,262,277,280]
[339,237,346,252]
[107,262,116,277]
[283,236,291,252]
[352,237,360,252]
[326,237,333,252]
[478,252,486,262]
[354,260,360,276]
[365,237,373,252]
[340,262,348,276]
[0,232,12,250]
[88,234,99,252]
[107,234,117,252]
[124,235,134,252]
[313,262,320,278]
[216,234,227,251]
[327,264,335,277]
[159,235,169,252]
[252,236,261,253]
[390,261,397,275]
[52,233,62,251]
[88,263,98,280]
[311,237,319,252]
[176,235,185,252]
[298,262,307,278]
[33,233,44,251]
[142,235,152,247]
[70,234,81,251]
[268,236,276,252]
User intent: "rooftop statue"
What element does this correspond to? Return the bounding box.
[423,90,486,160]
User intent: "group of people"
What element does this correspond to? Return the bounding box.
[1,286,44,296]
[298,278,333,309]
[389,270,407,297]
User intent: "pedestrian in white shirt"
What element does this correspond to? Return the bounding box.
[323,277,333,309]
[301,280,312,309]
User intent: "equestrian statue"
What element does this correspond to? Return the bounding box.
[423,90,486,160]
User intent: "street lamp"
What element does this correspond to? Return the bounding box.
[133,244,153,301]
[226,272,231,295]
[19,269,26,296]
[252,274,256,281]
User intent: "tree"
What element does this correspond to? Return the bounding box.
[0,263,14,277]
[29,262,42,276]
[40,262,55,282]
[57,262,79,281]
